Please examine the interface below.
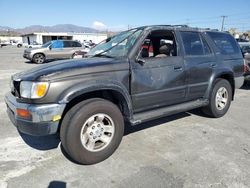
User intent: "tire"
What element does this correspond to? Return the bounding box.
[17,44,22,48]
[202,79,232,118]
[32,53,45,64]
[60,98,124,164]
[243,80,250,87]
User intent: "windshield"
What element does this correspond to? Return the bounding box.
[42,41,52,48]
[86,29,142,58]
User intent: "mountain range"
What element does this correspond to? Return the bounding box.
[0,24,99,35]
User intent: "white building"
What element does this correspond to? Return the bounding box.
[21,32,107,44]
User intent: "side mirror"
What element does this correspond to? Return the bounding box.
[49,46,52,50]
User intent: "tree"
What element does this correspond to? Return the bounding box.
[228,28,238,36]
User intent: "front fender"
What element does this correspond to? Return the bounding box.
[57,79,133,116]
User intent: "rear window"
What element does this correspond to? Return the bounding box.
[207,32,241,55]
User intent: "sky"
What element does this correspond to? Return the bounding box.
[0,0,250,31]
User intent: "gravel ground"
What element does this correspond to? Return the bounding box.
[0,46,250,188]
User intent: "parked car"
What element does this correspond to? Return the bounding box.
[23,40,84,63]
[5,25,244,164]
[0,40,9,47]
[11,41,27,48]
[243,54,250,82]
[25,41,42,48]
[239,42,250,82]
[236,38,249,42]
[239,42,250,55]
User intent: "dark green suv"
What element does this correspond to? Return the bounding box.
[6,25,244,164]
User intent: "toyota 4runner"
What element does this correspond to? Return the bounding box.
[5,25,244,164]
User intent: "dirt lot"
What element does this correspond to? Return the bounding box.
[0,46,250,188]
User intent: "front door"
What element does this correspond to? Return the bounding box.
[47,40,65,59]
[131,30,186,113]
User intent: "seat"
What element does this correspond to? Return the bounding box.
[155,44,172,57]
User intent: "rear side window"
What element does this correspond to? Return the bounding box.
[207,32,241,55]
[63,41,82,48]
[73,41,82,47]
[180,32,211,56]
[63,41,71,48]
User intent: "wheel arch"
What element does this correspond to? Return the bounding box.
[32,52,46,60]
[58,83,133,130]
[205,71,235,100]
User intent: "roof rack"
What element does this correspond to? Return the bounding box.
[145,25,218,31]
[154,24,189,28]
[170,25,189,28]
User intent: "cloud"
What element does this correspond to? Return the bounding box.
[92,21,107,30]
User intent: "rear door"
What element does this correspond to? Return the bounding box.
[206,32,244,79]
[62,41,74,58]
[179,31,216,100]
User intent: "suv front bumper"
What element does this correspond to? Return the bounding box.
[4,92,66,136]
[23,52,32,60]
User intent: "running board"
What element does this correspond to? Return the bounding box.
[130,99,209,125]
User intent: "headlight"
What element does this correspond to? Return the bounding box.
[20,81,49,99]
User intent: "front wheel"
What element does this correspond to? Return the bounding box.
[32,53,45,64]
[60,98,124,164]
[202,79,232,118]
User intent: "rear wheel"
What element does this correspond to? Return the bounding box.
[32,53,45,64]
[17,44,22,48]
[202,79,232,118]
[60,98,124,164]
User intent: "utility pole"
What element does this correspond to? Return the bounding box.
[221,16,227,31]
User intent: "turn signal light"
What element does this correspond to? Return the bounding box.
[16,108,31,119]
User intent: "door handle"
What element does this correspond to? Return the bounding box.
[173,66,183,71]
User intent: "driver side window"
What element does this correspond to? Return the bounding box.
[51,40,63,49]
[139,30,177,59]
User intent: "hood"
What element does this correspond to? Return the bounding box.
[24,47,44,53]
[13,58,127,82]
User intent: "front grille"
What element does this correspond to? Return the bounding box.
[11,80,21,98]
